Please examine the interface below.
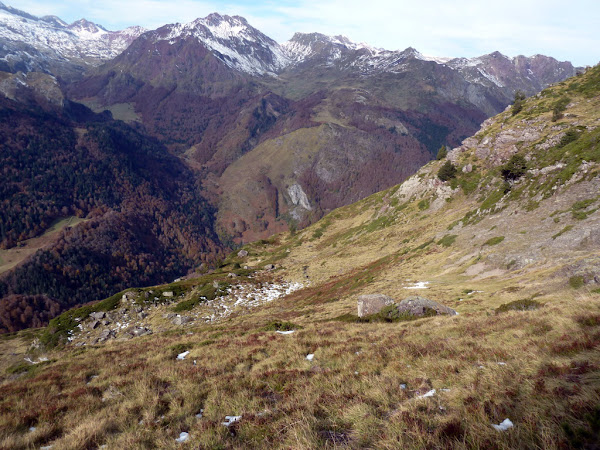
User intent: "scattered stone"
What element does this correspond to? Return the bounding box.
[213,280,220,288]
[98,329,115,341]
[101,319,111,326]
[417,389,436,399]
[306,354,314,361]
[133,306,143,313]
[137,312,148,320]
[172,316,192,325]
[462,163,473,173]
[227,273,238,278]
[163,291,174,298]
[89,311,105,320]
[357,294,395,317]
[130,327,152,337]
[265,264,276,271]
[89,320,100,330]
[237,249,248,258]
[163,313,176,319]
[396,296,457,316]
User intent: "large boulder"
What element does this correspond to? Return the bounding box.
[357,294,395,317]
[396,296,457,316]
[237,249,249,258]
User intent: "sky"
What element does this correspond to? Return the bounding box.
[14,0,600,66]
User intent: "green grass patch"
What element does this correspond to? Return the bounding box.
[569,276,585,289]
[495,299,542,314]
[260,320,301,332]
[39,290,125,348]
[552,225,574,239]
[571,198,597,220]
[484,236,505,246]
[418,198,430,211]
[437,234,457,247]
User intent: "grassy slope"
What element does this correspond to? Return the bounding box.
[1,67,600,449]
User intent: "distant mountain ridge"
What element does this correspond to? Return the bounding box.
[0,2,145,80]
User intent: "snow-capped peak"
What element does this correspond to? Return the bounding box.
[156,13,290,76]
[0,2,146,69]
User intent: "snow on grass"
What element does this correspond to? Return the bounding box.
[199,280,304,323]
[492,418,514,431]
[417,389,436,399]
[306,353,314,361]
[276,330,295,335]
[222,415,242,426]
[403,281,430,289]
[175,431,190,443]
[176,351,190,360]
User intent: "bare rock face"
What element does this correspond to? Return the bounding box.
[396,296,457,316]
[237,249,249,258]
[357,294,395,317]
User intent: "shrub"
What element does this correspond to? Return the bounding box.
[512,91,526,115]
[552,96,570,121]
[438,161,457,181]
[436,145,448,160]
[559,129,580,147]
[501,154,528,181]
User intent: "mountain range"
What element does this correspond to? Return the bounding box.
[0,3,584,332]
[0,57,598,449]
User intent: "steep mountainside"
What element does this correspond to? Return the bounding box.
[0,65,598,449]
[0,2,145,80]
[0,94,224,333]
[68,13,578,244]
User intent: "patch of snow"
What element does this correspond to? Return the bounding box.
[306,353,314,361]
[418,389,436,399]
[403,281,430,289]
[222,415,242,426]
[29,426,36,432]
[276,330,295,335]
[176,351,190,360]
[175,431,190,443]
[492,418,514,431]
[195,409,204,419]
[400,384,407,389]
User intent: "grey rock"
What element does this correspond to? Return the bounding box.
[462,164,473,173]
[98,329,115,341]
[101,319,111,326]
[172,316,193,326]
[89,311,105,320]
[396,296,457,316]
[265,264,276,271]
[237,249,249,258]
[162,291,174,298]
[131,327,152,337]
[227,273,238,278]
[357,294,395,317]
[133,306,143,313]
[212,280,220,288]
[89,320,100,330]
[163,313,176,320]
[137,312,148,320]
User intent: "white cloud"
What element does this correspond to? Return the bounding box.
[8,0,600,66]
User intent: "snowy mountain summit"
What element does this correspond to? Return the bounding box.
[0,2,145,77]
[155,13,290,75]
